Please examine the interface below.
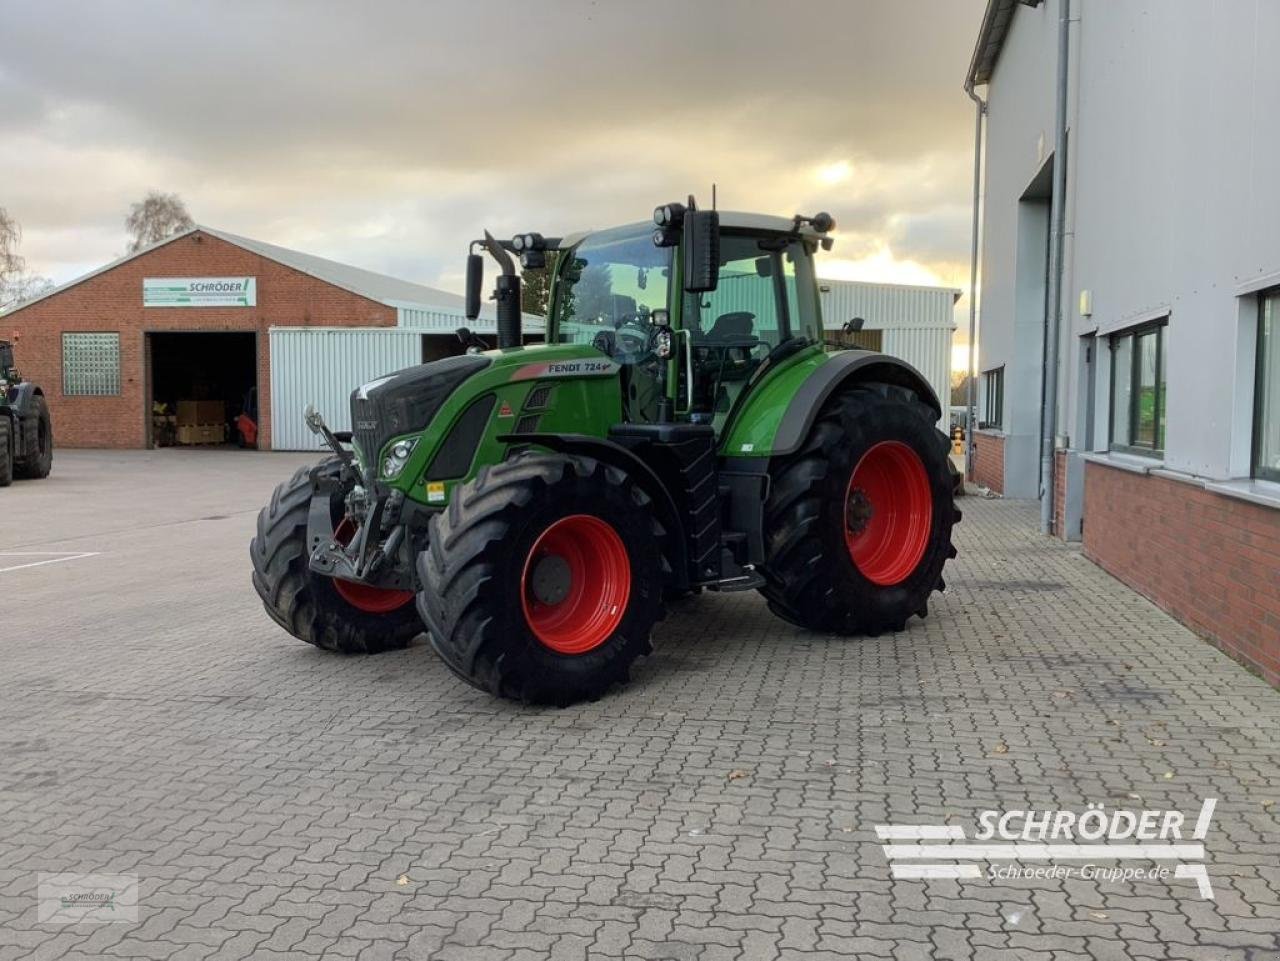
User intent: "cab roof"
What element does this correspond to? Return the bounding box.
[560,211,827,249]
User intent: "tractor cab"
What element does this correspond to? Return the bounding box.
[487,205,834,440]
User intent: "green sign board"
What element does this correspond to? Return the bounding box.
[143,277,256,307]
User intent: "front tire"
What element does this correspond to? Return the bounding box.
[0,417,13,487]
[759,382,959,635]
[250,459,422,654]
[15,395,53,479]
[418,454,666,705]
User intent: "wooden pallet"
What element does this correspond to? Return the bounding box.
[176,423,226,445]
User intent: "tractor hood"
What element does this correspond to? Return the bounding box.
[350,353,491,465]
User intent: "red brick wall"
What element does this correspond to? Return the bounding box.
[973,430,1005,494]
[4,231,397,449]
[1053,449,1066,538]
[1084,461,1280,687]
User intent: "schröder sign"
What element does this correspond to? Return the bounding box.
[143,277,256,307]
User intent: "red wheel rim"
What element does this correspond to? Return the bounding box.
[843,441,933,586]
[520,514,631,655]
[331,518,415,614]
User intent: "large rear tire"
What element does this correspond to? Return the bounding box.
[759,382,959,635]
[250,459,422,654]
[0,417,13,488]
[418,454,666,705]
[15,395,53,479]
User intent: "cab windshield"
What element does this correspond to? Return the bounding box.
[551,225,671,346]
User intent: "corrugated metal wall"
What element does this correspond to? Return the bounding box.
[818,280,958,332]
[270,328,423,451]
[820,280,957,427]
[881,328,953,427]
[396,304,545,335]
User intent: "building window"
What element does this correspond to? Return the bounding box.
[1255,290,1280,483]
[981,366,1004,429]
[1109,320,1167,456]
[62,332,121,396]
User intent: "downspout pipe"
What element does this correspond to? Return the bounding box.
[963,81,986,480]
[1039,0,1071,535]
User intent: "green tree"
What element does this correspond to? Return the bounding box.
[521,251,560,317]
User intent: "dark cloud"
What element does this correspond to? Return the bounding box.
[1,0,985,292]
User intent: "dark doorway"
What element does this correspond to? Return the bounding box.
[147,332,257,448]
[422,334,467,363]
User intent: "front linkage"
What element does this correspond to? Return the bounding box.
[302,406,419,595]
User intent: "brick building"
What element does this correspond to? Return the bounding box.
[967,0,1280,685]
[2,227,472,450]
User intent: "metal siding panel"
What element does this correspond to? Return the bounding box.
[397,305,546,335]
[881,327,952,428]
[818,280,954,429]
[270,328,423,450]
[819,280,956,331]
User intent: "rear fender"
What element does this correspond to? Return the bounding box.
[7,382,39,417]
[771,351,941,457]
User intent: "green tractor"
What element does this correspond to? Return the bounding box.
[251,201,959,703]
[0,339,54,486]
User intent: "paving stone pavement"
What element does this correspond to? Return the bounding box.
[1,450,1278,961]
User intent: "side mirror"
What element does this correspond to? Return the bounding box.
[465,253,483,321]
[682,210,720,293]
[303,403,322,435]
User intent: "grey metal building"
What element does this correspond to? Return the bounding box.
[967,0,1280,685]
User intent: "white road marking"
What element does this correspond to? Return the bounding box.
[0,552,102,574]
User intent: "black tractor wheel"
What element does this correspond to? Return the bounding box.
[251,458,422,654]
[418,454,666,705]
[760,382,959,635]
[15,394,53,479]
[0,417,13,488]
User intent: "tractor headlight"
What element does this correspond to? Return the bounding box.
[381,437,419,479]
[653,202,685,228]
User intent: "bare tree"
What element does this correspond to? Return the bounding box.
[0,207,54,313]
[125,191,194,253]
[1,207,25,287]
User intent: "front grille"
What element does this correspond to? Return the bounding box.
[352,396,381,464]
[349,354,490,469]
[514,414,541,434]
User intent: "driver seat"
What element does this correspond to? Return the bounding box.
[705,311,758,384]
[707,311,756,344]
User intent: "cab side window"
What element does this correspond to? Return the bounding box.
[682,235,796,424]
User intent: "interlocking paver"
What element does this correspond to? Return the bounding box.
[1,450,1278,960]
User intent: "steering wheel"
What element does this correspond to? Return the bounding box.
[613,318,654,358]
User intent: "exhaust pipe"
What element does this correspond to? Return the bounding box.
[482,231,522,349]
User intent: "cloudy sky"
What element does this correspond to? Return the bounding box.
[1,0,985,360]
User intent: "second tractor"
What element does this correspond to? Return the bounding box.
[0,339,54,487]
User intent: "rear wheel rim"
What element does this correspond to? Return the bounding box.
[331,518,415,614]
[521,514,631,655]
[844,441,933,586]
